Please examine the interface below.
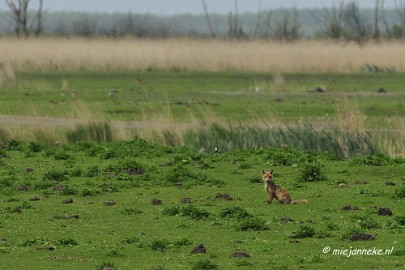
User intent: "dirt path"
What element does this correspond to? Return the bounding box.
[0,114,198,130]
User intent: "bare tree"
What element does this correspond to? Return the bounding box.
[253,9,273,39]
[273,6,300,41]
[325,1,345,39]
[72,17,97,37]
[395,0,405,29]
[227,0,245,38]
[393,0,405,37]
[342,1,370,42]
[201,0,216,37]
[6,0,29,37]
[5,0,45,37]
[34,0,44,36]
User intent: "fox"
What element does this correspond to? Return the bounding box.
[262,170,308,204]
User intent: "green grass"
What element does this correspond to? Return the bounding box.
[0,139,405,269]
[1,70,405,123]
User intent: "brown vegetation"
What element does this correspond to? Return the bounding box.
[1,38,405,73]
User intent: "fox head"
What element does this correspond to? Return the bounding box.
[262,169,274,183]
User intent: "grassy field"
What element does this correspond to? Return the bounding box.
[1,38,405,269]
[0,139,404,270]
[1,70,405,155]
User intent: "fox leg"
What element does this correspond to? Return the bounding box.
[267,192,274,204]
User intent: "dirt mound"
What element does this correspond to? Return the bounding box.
[341,205,359,211]
[181,197,193,204]
[378,207,392,216]
[348,233,375,242]
[230,251,250,258]
[191,244,207,254]
[214,193,233,200]
[104,200,116,206]
[151,198,163,205]
[62,198,74,204]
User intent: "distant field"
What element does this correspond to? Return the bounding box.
[1,38,405,72]
[0,70,405,156]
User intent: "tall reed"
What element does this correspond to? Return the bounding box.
[1,38,405,73]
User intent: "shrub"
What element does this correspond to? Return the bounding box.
[151,238,169,251]
[162,206,180,216]
[350,153,405,166]
[181,205,210,220]
[352,215,380,229]
[86,165,101,177]
[69,167,83,177]
[53,150,72,160]
[297,162,327,182]
[192,259,218,270]
[220,206,253,220]
[80,188,100,197]
[27,142,42,153]
[237,217,269,231]
[60,187,79,195]
[173,236,192,247]
[43,169,69,182]
[5,139,24,151]
[290,225,316,238]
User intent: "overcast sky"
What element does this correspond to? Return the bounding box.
[0,0,396,15]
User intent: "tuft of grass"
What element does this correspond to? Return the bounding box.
[66,122,113,143]
[184,123,377,158]
[290,225,316,239]
[394,216,405,226]
[181,205,210,220]
[43,169,69,182]
[162,205,210,220]
[122,207,143,216]
[220,206,253,220]
[96,262,117,270]
[394,187,405,199]
[56,238,79,247]
[162,206,181,216]
[151,238,169,252]
[165,165,221,186]
[192,259,218,270]
[237,217,269,231]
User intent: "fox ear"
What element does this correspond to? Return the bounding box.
[270,169,273,174]
[262,170,265,175]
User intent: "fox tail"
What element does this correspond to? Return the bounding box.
[291,199,308,204]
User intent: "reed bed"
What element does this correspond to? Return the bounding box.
[1,38,405,72]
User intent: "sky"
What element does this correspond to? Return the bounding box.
[0,0,395,15]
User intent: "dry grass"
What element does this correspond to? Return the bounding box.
[1,38,405,72]
[378,117,405,157]
[334,95,366,135]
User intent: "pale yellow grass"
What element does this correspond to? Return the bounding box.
[378,117,405,157]
[1,38,405,72]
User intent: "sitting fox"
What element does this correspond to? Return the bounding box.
[262,170,308,204]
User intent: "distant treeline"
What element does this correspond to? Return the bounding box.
[1,3,405,41]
